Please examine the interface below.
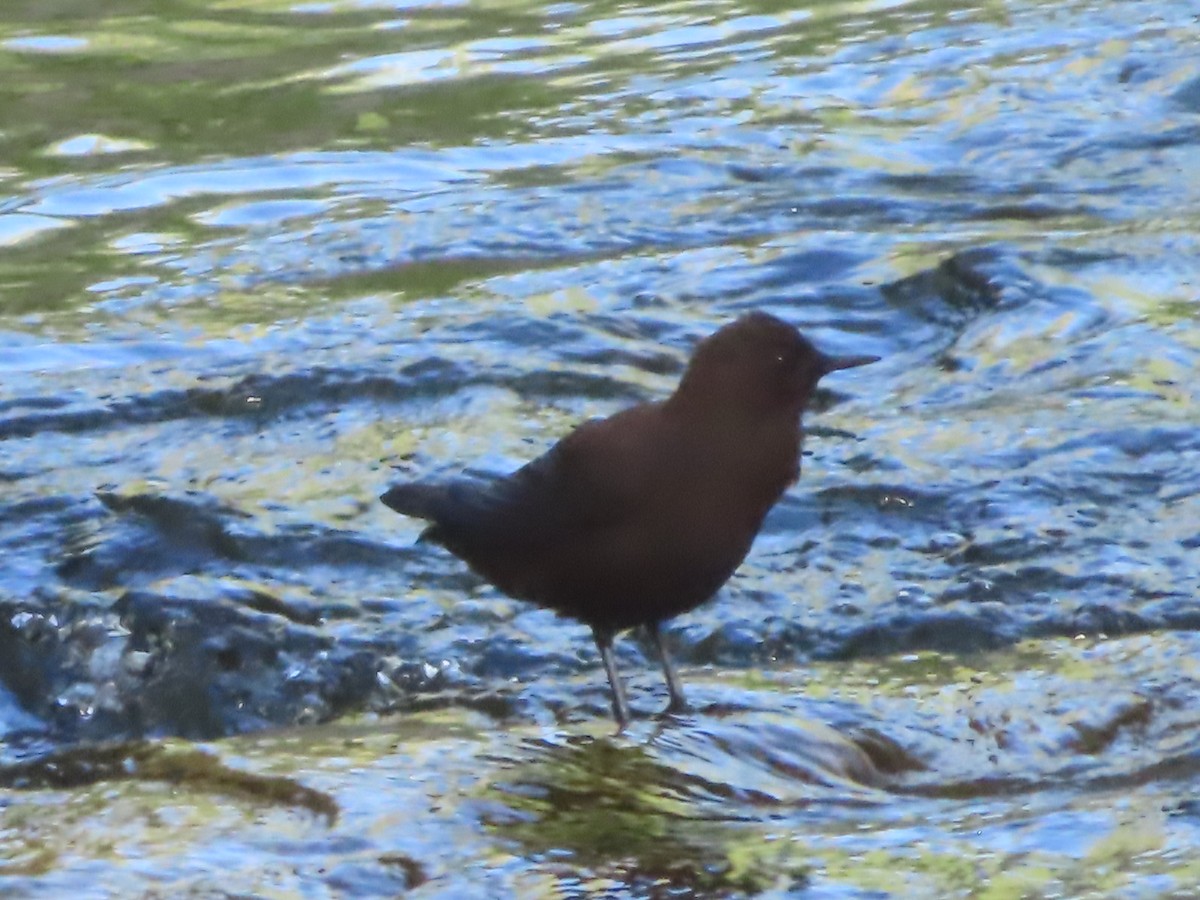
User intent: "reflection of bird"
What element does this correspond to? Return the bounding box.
[382,312,877,727]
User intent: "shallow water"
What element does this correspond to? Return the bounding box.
[1,0,1199,895]
[7,635,1200,897]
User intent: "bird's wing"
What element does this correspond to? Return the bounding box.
[382,405,661,552]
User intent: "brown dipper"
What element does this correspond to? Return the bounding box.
[381,312,877,726]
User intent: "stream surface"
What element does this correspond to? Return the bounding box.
[1,0,1198,896]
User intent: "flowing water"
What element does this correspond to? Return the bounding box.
[1,0,1198,896]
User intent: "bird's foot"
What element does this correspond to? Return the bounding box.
[659,696,692,719]
[611,706,631,732]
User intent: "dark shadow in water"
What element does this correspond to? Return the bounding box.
[476,708,920,896]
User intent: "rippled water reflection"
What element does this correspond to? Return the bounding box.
[7,635,1200,896]
[1,0,1198,894]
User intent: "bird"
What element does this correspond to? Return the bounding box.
[381,311,877,727]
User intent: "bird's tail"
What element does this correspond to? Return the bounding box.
[380,482,455,544]
[382,477,513,549]
[379,482,447,521]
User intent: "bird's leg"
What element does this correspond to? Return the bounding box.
[646,621,689,714]
[592,626,631,729]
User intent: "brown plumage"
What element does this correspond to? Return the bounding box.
[381,312,877,726]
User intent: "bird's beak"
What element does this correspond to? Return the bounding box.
[818,352,879,378]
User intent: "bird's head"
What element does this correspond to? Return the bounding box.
[671,311,878,420]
